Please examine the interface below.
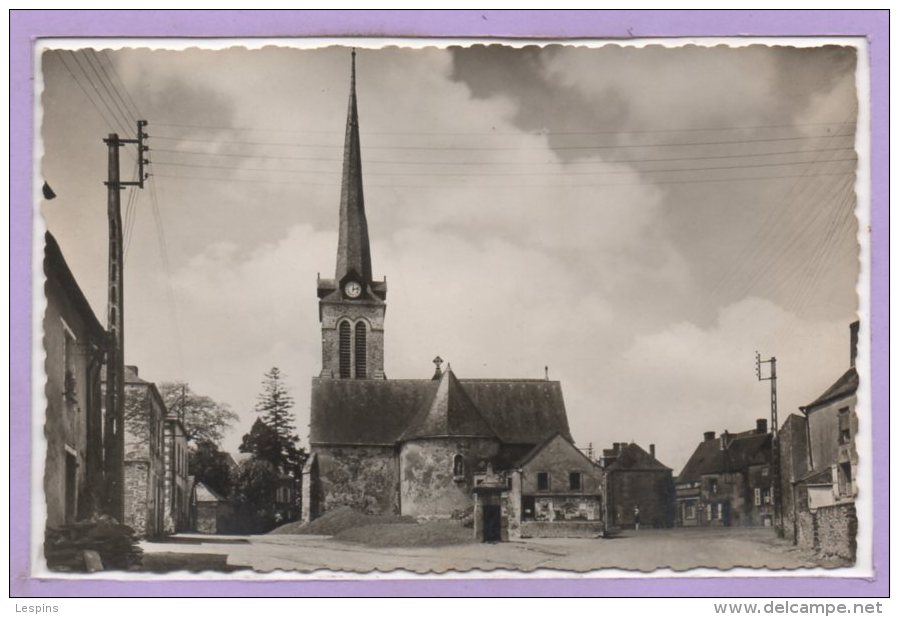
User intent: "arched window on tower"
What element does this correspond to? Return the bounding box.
[354,321,367,379]
[338,321,352,378]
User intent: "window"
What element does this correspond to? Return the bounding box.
[709,478,718,494]
[762,488,771,504]
[338,321,351,378]
[354,321,367,379]
[685,502,697,520]
[536,472,550,491]
[569,472,582,491]
[838,462,853,497]
[710,503,719,520]
[838,408,852,445]
[452,454,465,479]
[754,487,761,506]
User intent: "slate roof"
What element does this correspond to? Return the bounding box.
[400,369,498,440]
[44,232,106,343]
[513,431,596,469]
[802,367,858,411]
[676,430,772,484]
[605,443,671,472]
[310,375,570,446]
[194,481,227,503]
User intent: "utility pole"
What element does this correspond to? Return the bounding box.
[755,351,783,533]
[103,120,149,521]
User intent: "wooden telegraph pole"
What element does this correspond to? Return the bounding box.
[103,120,149,521]
[755,351,783,533]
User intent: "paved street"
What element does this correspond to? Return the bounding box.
[141,527,830,574]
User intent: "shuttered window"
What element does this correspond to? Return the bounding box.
[339,321,352,378]
[354,321,367,379]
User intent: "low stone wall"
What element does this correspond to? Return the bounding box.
[816,502,857,561]
[520,521,603,538]
[794,502,856,562]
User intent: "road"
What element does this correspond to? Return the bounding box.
[141,527,832,574]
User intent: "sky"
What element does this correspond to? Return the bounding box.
[38,42,861,472]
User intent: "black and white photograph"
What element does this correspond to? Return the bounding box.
[36,40,868,575]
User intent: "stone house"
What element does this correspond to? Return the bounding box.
[675,420,774,527]
[192,481,232,534]
[43,233,107,528]
[162,414,190,533]
[302,53,574,533]
[510,432,604,539]
[782,322,860,561]
[601,442,674,529]
[103,365,166,537]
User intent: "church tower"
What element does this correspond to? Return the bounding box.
[317,51,387,379]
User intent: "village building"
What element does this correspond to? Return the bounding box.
[191,481,232,534]
[162,414,190,533]
[601,442,674,529]
[103,365,167,537]
[302,53,575,534]
[43,232,107,528]
[781,322,859,561]
[674,419,774,527]
[510,433,604,539]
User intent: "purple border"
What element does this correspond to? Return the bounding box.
[10,9,888,597]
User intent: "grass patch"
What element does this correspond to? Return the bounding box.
[334,519,474,548]
[268,506,415,536]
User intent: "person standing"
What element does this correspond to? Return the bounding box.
[634,504,641,531]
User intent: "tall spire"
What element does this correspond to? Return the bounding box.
[335,49,373,284]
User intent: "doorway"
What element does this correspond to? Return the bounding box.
[482,505,502,542]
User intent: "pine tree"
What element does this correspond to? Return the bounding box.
[253,367,305,476]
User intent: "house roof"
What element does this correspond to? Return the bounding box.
[512,431,595,469]
[605,443,671,472]
[310,375,570,446]
[676,430,772,484]
[400,369,498,440]
[194,481,227,503]
[44,232,106,344]
[802,367,858,411]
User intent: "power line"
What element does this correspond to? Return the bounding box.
[82,50,136,130]
[150,157,857,178]
[153,169,855,190]
[67,51,133,137]
[152,145,857,168]
[99,50,144,120]
[150,132,855,152]
[152,119,855,137]
[56,52,125,137]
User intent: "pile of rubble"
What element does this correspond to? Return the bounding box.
[44,515,143,572]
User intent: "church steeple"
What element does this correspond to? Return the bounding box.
[317,50,387,380]
[335,49,372,285]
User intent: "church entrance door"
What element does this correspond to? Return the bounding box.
[482,505,502,542]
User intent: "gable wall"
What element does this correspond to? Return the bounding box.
[520,436,601,495]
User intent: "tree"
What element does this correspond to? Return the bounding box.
[239,418,282,469]
[252,368,306,476]
[230,458,280,533]
[157,382,238,446]
[188,440,233,498]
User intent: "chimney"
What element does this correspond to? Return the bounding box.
[850,321,859,368]
[125,365,138,377]
[756,418,768,434]
[649,444,656,459]
[704,431,716,442]
[720,430,731,450]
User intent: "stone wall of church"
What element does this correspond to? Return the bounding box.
[315,445,399,515]
[399,438,500,519]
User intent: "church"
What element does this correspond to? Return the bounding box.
[301,53,574,522]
